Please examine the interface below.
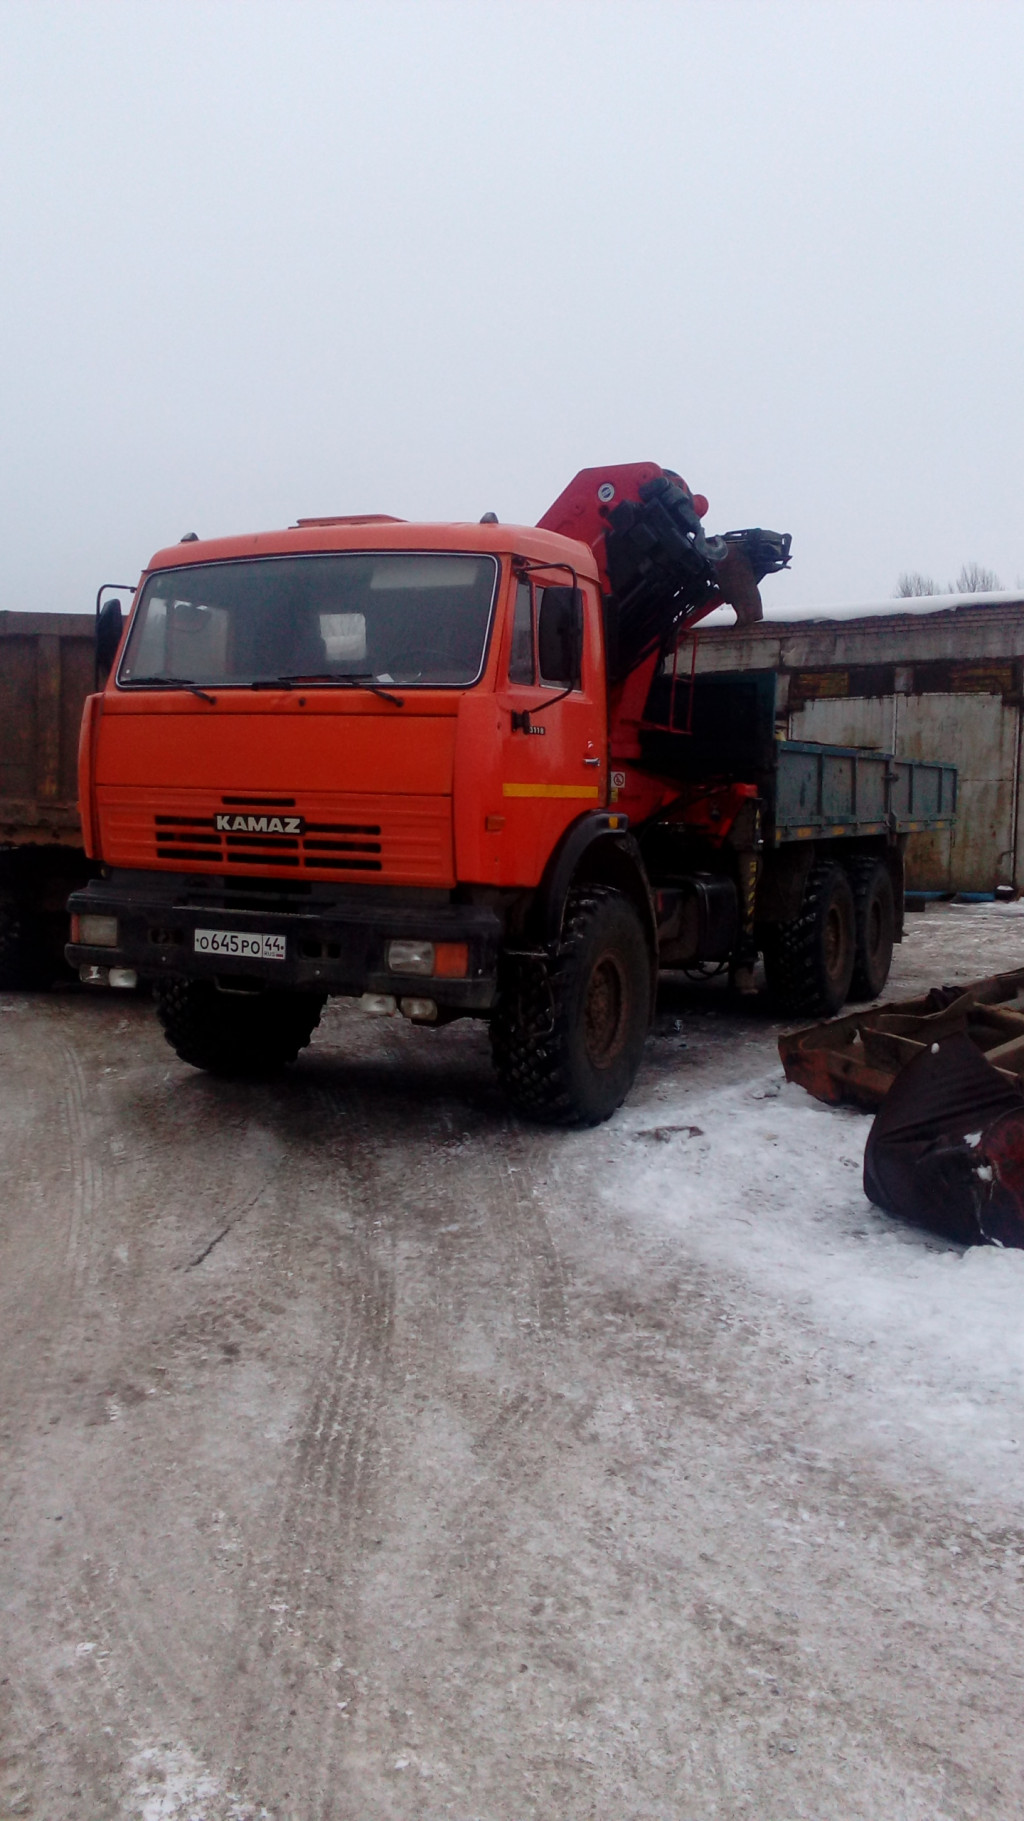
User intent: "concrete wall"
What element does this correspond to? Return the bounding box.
[693,599,1024,893]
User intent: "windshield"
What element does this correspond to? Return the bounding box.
[118,552,500,689]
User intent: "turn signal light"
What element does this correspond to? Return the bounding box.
[434,942,469,977]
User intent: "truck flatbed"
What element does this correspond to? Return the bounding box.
[641,665,957,844]
[772,740,957,845]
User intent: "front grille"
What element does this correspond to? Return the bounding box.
[155,803,383,873]
[99,788,454,887]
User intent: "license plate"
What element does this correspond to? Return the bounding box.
[193,928,287,961]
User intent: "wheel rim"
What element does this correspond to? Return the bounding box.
[584,950,629,1069]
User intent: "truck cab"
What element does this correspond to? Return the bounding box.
[79,518,609,895]
[69,517,648,1107]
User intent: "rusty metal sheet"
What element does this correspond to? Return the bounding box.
[789,663,895,707]
[789,658,1021,705]
[863,1032,1024,1247]
[779,967,1024,1111]
[899,692,1018,891]
[788,693,893,752]
[0,612,94,846]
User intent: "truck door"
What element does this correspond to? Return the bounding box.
[492,572,606,884]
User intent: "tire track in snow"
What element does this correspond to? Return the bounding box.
[225,1265,394,1818]
[0,1013,112,1536]
[216,1048,574,1818]
[213,1073,397,1819]
[0,1019,104,1438]
[0,1004,140,1814]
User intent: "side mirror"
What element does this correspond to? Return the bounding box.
[537,586,583,689]
[96,598,124,681]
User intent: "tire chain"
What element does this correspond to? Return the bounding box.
[490,884,619,1125]
[763,859,849,1017]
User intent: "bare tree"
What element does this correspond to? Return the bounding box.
[894,571,940,597]
[895,563,1003,598]
[950,562,1002,594]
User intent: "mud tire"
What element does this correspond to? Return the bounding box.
[490,886,653,1127]
[763,860,857,1017]
[847,856,895,1000]
[155,980,325,1077]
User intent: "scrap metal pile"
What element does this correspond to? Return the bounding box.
[779,969,1024,1110]
[780,969,1024,1247]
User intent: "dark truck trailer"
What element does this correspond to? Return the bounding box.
[0,611,98,985]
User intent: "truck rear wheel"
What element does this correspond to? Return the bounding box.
[155,980,325,1077]
[490,885,653,1127]
[847,856,895,1000]
[763,860,856,1017]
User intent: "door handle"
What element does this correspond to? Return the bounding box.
[583,756,601,767]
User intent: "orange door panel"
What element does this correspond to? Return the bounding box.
[454,574,606,886]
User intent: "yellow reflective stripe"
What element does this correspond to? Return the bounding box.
[502,782,601,800]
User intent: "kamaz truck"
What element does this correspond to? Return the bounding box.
[66,465,956,1123]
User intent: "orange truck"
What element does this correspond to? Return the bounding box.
[66,465,955,1123]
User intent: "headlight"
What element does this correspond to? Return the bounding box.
[75,913,119,947]
[387,940,435,976]
[386,940,469,977]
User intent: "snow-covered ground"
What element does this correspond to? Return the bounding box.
[5,901,1024,1819]
[607,1070,1024,1508]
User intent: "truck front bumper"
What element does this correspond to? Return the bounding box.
[66,871,503,1012]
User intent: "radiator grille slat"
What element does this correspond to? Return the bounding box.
[100,789,453,885]
[154,810,383,872]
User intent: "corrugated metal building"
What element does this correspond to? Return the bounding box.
[694,591,1024,893]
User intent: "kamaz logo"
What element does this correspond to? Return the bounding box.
[215,813,304,835]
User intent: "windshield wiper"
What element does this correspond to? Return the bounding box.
[128,675,217,704]
[270,673,405,708]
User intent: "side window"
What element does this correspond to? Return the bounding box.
[508,578,585,689]
[537,586,583,689]
[508,579,535,684]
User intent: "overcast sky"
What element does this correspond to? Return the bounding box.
[2,0,1022,615]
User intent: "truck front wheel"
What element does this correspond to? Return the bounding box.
[847,856,895,1000]
[490,886,653,1127]
[762,860,856,1017]
[155,980,325,1077]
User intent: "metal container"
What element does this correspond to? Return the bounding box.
[0,611,96,983]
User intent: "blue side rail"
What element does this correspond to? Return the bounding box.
[772,741,957,846]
